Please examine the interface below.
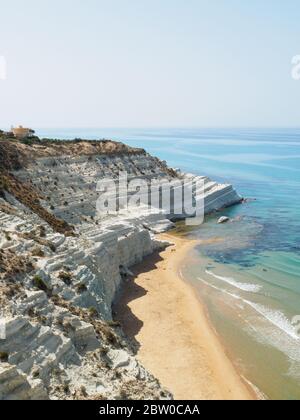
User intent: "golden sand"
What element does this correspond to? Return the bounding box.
[114,233,254,400]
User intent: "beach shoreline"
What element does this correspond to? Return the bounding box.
[114,232,256,400]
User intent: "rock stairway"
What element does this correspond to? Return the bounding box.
[0,138,241,400]
[0,317,75,381]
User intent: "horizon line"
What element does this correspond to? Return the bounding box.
[5,126,300,130]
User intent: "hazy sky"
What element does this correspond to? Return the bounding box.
[0,0,300,128]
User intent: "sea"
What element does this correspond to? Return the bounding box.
[37,127,300,400]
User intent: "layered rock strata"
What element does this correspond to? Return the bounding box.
[0,137,242,400]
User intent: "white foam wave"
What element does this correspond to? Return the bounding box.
[243,301,300,342]
[199,276,300,342]
[205,270,262,293]
[199,277,242,300]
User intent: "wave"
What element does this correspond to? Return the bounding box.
[205,270,262,293]
[199,276,300,342]
[199,277,244,301]
[243,301,300,342]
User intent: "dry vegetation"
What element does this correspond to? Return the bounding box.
[50,295,124,348]
[0,135,150,235]
[0,136,146,171]
[0,171,75,235]
[0,248,34,280]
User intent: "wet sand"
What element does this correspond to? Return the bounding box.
[114,233,254,400]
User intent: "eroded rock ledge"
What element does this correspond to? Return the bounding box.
[0,136,242,400]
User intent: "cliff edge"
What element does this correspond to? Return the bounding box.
[0,135,242,400]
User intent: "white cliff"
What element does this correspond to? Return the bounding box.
[0,138,242,400]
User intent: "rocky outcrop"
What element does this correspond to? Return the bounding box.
[0,137,242,400]
[0,363,47,400]
[218,216,230,224]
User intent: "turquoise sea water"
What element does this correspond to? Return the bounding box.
[38,128,300,399]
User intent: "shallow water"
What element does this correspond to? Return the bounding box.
[38,127,300,400]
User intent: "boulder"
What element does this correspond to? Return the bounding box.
[217,216,230,224]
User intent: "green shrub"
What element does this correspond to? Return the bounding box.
[88,307,98,318]
[0,352,9,362]
[32,275,48,292]
[4,232,11,241]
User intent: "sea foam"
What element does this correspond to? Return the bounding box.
[199,276,300,343]
[205,270,262,293]
[243,301,300,342]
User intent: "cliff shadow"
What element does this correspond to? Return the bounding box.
[112,251,164,353]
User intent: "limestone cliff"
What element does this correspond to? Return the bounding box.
[0,136,242,400]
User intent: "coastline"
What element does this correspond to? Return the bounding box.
[0,134,248,400]
[114,232,255,400]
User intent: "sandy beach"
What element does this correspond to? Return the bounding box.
[114,233,254,400]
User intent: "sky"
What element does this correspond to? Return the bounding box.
[0,0,300,128]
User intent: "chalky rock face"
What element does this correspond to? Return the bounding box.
[15,152,241,226]
[0,139,241,400]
